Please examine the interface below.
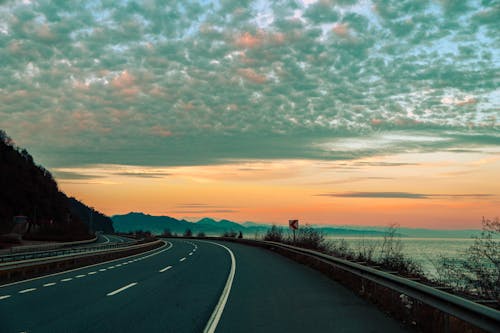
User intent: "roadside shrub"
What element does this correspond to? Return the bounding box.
[263,225,284,242]
[325,224,422,277]
[162,229,173,237]
[291,226,327,251]
[377,224,422,276]
[435,217,499,301]
[354,238,378,262]
[328,239,353,258]
[221,230,237,238]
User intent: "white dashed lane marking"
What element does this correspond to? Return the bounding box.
[106,282,138,296]
[19,288,36,294]
[61,278,72,282]
[43,282,56,287]
[0,295,11,300]
[159,266,172,273]
[180,257,186,262]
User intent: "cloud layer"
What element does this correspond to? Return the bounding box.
[0,0,498,167]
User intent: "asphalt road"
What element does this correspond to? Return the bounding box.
[0,239,411,333]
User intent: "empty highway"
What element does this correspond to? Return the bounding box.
[0,239,411,332]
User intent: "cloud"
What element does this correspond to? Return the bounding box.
[52,171,102,180]
[0,0,498,168]
[113,172,171,178]
[171,209,239,214]
[173,204,239,215]
[316,192,495,199]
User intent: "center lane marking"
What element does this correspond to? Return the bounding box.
[106,282,138,296]
[159,265,172,273]
[0,295,11,300]
[179,257,186,262]
[19,288,36,294]
[43,282,56,287]
[0,241,173,290]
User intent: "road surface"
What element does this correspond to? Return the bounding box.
[0,239,411,332]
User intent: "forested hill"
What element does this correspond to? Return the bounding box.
[67,197,114,234]
[0,130,113,239]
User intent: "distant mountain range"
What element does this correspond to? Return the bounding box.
[111,212,481,238]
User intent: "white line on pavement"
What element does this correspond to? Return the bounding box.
[61,278,72,282]
[102,235,110,244]
[0,241,173,289]
[180,257,186,262]
[189,252,193,256]
[76,275,86,278]
[203,242,236,333]
[159,265,172,273]
[99,269,107,272]
[43,282,56,287]
[106,282,138,296]
[88,271,97,275]
[19,288,36,294]
[0,295,11,300]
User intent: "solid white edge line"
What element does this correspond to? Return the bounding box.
[159,265,172,273]
[0,241,173,289]
[202,241,236,333]
[106,282,138,296]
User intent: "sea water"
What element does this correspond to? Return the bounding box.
[325,236,476,278]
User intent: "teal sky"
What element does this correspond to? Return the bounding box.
[1,0,498,167]
[0,1,499,227]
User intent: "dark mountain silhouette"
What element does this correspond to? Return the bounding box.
[0,129,113,240]
[67,197,114,234]
[112,212,246,235]
[112,212,480,239]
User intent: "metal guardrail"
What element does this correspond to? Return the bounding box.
[0,238,138,265]
[253,239,500,333]
[2,236,99,255]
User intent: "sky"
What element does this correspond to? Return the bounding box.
[0,0,499,229]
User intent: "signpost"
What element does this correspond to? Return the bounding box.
[289,219,299,244]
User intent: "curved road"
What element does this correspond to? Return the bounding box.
[0,239,411,332]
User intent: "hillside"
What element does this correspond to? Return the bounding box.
[67,197,114,234]
[0,129,113,240]
[112,212,481,239]
[112,212,246,235]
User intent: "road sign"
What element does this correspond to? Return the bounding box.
[289,219,299,230]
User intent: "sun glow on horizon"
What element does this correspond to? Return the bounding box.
[56,149,500,230]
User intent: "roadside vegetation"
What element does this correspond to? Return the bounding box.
[263,218,499,306]
[432,217,499,303]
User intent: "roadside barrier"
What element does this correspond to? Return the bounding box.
[205,237,500,333]
[0,237,135,264]
[0,239,162,284]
